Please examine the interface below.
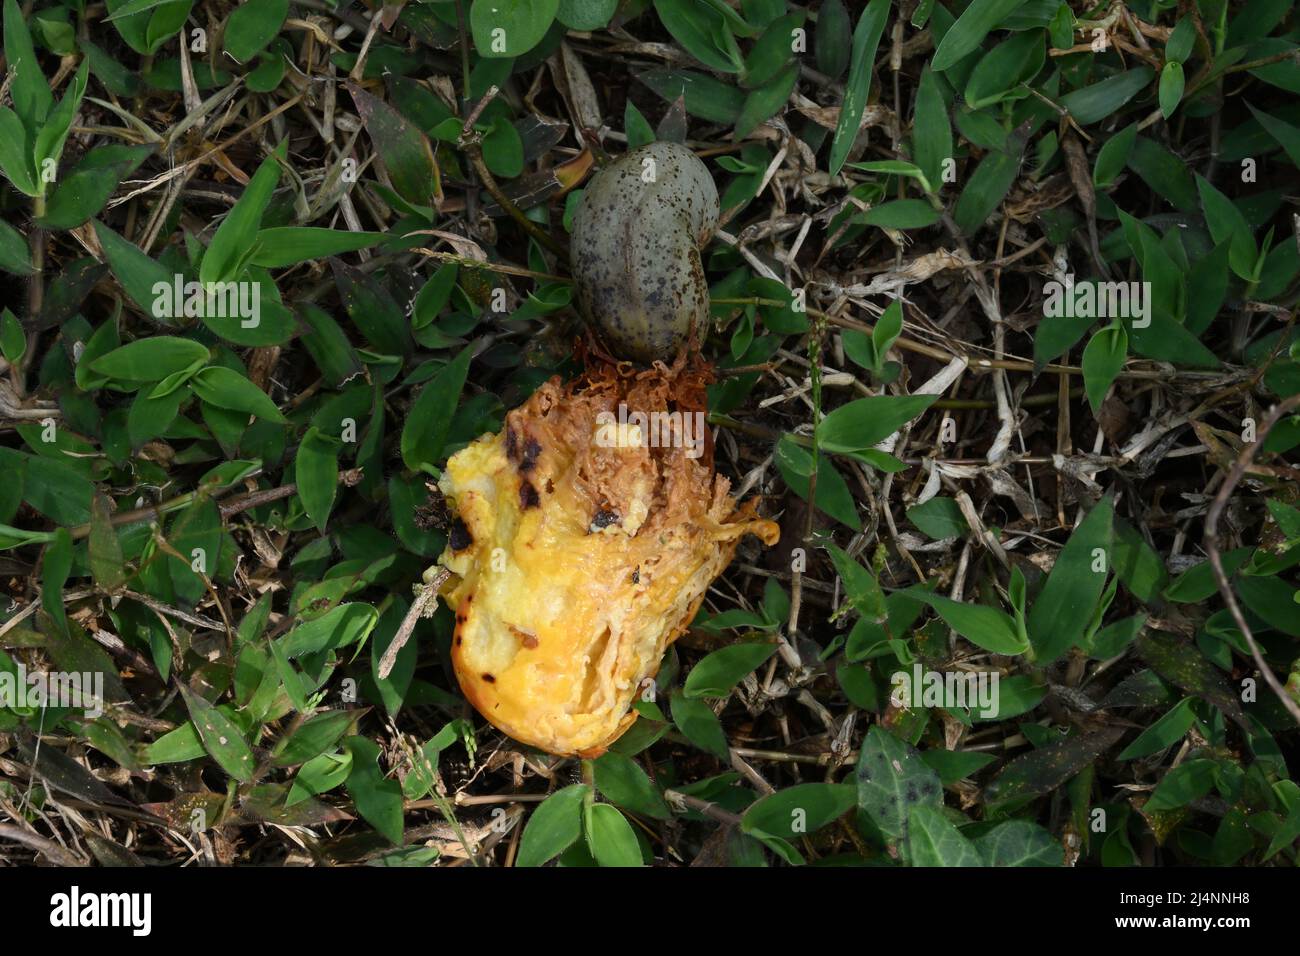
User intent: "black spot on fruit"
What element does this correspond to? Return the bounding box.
[519,480,540,510]
[449,517,472,551]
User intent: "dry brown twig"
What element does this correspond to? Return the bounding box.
[1204,394,1300,727]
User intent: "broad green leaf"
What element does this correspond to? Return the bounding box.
[816,393,937,452]
[92,220,175,317]
[1118,698,1197,760]
[224,0,289,63]
[973,820,1063,866]
[250,228,385,269]
[912,66,952,193]
[1195,173,1257,280]
[983,727,1124,805]
[683,641,777,698]
[1059,67,1153,125]
[470,0,560,58]
[907,805,984,866]
[829,0,891,176]
[856,725,942,842]
[344,736,404,844]
[296,426,340,533]
[741,783,857,839]
[1081,323,1126,413]
[517,784,590,866]
[400,345,472,472]
[584,802,643,867]
[90,336,210,382]
[1158,61,1184,119]
[1025,495,1114,663]
[592,753,670,819]
[906,588,1027,655]
[200,146,284,285]
[191,366,287,423]
[670,693,729,759]
[931,0,1024,71]
[179,685,256,782]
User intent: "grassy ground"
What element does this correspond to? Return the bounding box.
[1,0,1299,867]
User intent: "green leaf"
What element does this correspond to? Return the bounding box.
[1135,632,1246,730]
[670,693,730,759]
[734,63,799,139]
[1195,173,1257,280]
[344,736,404,844]
[249,228,385,269]
[224,0,289,63]
[906,496,968,540]
[827,544,886,620]
[1059,67,1154,125]
[584,802,643,867]
[39,144,153,230]
[1158,61,1184,119]
[953,145,1021,234]
[272,710,357,768]
[774,436,862,530]
[815,0,852,79]
[1165,16,1195,63]
[1118,698,1197,760]
[557,0,617,31]
[683,641,777,698]
[863,199,942,229]
[963,28,1046,109]
[654,0,741,74]
[931,0,1024,72]
[907,805,984,866]
[200,146,284,285]
[400,345,472,472]
[973,820,1063,866]
[1025,495,1114,663]
[296,427,340,533]
[816,393,937,452]
[4,0,53,127]
[191,366,286,423]
[828,0,891,176]
[90,336,210,382]
[517,784,590,866]
[0,106,39,196]
[856,725,942,842]
[637,69,745,124]
[88,494,126,592]
[92,220,175,317]
[983,727,1124,805]
[470,0,560,58]
[179,685,256,782]
[280,603,379,658]
[1081,323,1126,414]
[0,221,33,276]
[1145,758,1216,811]
[741,783,858,839]
[0,309,25,363]
[1093,122,1137,187]
[592,753,670,819]
[912,66,952,193]
[1247,103,1300,168]
[349,81,437,206]
[906,588,1028,655]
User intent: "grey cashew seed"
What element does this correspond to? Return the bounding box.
[570,141,720,364]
